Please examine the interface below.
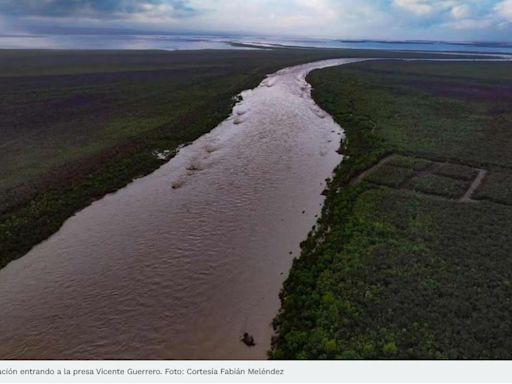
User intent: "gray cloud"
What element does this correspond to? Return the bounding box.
[0,0,511,41]
[0,0,198,18]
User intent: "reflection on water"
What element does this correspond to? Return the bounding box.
[0,58,365,359]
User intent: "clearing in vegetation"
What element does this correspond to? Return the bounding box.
[355,154,494,203]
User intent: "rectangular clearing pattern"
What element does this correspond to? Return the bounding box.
[355,154,504,204]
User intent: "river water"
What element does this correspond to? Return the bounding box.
[0,58,364,359]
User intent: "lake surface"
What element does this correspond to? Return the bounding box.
[0,58,365,359]
[0,34,242,50]
[247,37,512,54]
[2,34,512,55]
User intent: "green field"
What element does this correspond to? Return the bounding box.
[272,60,512,359]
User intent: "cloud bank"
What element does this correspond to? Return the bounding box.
[0,0,511,41]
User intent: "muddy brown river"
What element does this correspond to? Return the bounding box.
[0,59,365,359]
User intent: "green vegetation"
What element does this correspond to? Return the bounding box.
[409,174,470,199]
[475,169,512,205]
[434,163,479,181]
[387,155,432,171]
[272,60,512,359]
[365,164,414,188]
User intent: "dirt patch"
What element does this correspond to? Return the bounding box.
[460,169,488,203]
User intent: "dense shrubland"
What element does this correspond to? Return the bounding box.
[272,60,512,359]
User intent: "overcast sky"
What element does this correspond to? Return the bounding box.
[1,0,512,41]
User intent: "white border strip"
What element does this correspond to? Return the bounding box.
[2,361,512,384]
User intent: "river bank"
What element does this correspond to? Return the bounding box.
[271,59,512,359]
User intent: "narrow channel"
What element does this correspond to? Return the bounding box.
[0,58,365,359]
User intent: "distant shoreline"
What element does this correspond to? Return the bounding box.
[1,34,512,54]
